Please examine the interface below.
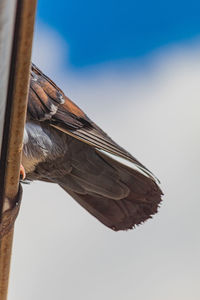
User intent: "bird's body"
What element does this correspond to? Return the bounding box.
[22,63,162,231]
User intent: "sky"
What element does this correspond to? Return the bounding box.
[36,0,200,68]
[7,1,200,300]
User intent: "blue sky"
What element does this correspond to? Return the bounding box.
[36,0,200,68]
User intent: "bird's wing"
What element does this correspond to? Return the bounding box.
[28,63,157,181]
[28,136,162,231]
[28,136,163,231]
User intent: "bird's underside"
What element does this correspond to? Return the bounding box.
[22,63,163,231]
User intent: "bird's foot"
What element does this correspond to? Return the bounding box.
[20,164,26,180]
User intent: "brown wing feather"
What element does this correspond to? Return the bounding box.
[28,137,162,231]
[26,63,163,231]
[28,63,158,181]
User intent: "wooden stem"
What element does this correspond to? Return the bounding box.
[0,0,37,298]
[0,228,14,300]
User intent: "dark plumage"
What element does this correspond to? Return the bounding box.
[22,63,163,231]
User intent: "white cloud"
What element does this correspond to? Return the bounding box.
[9,24,200,300]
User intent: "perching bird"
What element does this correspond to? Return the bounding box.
[21,63,163,231]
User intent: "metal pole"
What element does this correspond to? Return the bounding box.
[0,1,37,299]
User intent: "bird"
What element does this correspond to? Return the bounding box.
[20,63,163,231]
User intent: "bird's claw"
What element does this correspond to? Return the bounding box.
[20,164,26,180]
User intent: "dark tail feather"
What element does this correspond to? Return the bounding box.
[60,150,163,231]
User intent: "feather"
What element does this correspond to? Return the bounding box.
[28,64,158,181]
[25,134,162,231]
[23,63,163,231]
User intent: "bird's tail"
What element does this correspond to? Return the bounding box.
[59,149,163,231]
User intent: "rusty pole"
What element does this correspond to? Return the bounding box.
[0,1,37,299]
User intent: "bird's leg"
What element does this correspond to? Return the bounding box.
[20,164,26,180]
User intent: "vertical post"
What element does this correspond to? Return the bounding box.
[0,1,37,299]
[0,2,18,297]
[0,229,14,300]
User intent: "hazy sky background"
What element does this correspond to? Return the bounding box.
[8,1,200,299]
